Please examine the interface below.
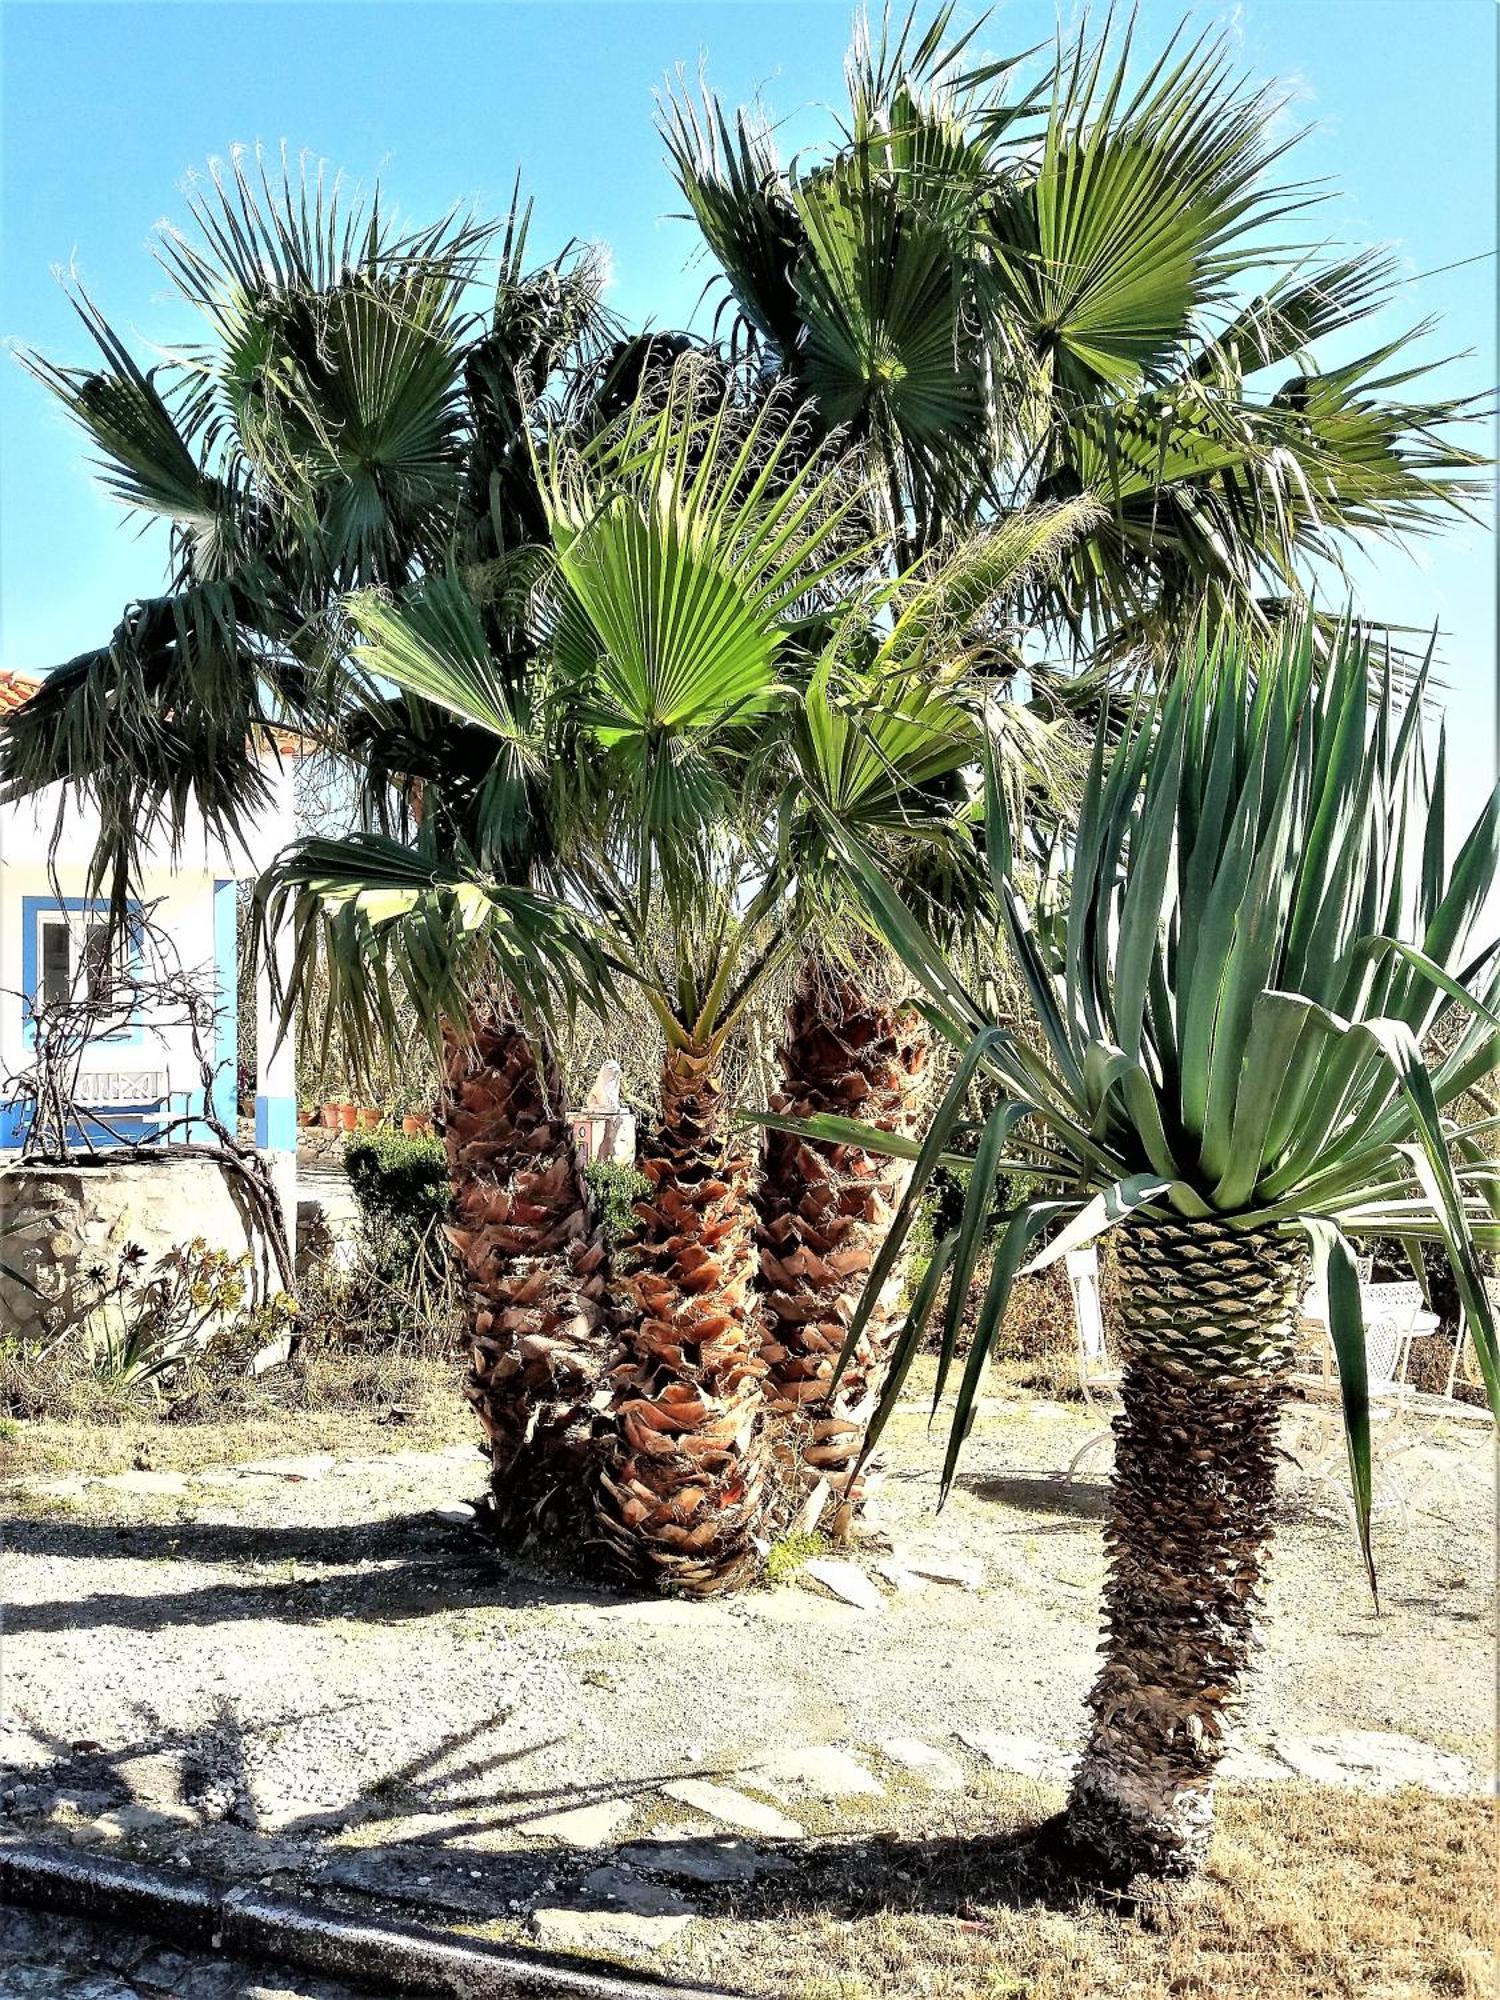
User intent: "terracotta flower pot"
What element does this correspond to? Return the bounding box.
[297,1108,315,1127]
[321,1103,342,1130]
[339,1103,358,1132]
[356,1107,380,1131]
[401,1114,421,1136]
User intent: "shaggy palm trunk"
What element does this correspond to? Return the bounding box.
[1064,1217,1305,1880]
[598,1037,769,1595]
[441,1007,608,1546]
[758,952,929,1535]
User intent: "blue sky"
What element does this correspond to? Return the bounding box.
[2,0,1495,828]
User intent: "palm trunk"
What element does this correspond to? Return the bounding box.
[441,1006,607,1547]
[1063,1217,1305,1879]
[598,1037,769,1595]
[757,950,929,1536]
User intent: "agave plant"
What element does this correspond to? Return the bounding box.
[797,618,1498,1878]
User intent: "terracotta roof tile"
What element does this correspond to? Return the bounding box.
[0,669,41,718]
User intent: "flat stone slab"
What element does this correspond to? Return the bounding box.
[877,1738,967,1791]
[738,1744,883,1800]
[802,1559,884,1612]
[515,1797,636,1848]
[660,1779,804,1839]
[956,1731,1074,1782]
[530,1906,693,1954]
[620,1836,776,1884]
[1220,1742,1297,1783]
[430,1502,477,1526]
[872,1560,930,1594]
[1269,1731,1481,1795]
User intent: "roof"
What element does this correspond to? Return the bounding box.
[0,670,308,757]
[0,669,41,719]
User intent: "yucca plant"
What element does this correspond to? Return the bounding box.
[802,618,1499,1879]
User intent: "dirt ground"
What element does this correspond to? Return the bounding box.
[1,1375,1494,1997]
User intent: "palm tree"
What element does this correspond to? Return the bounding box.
[0,152,638,1544]
[275,360,1093,1589]
[665,6,1487,1534]
[800,617,1499,1879]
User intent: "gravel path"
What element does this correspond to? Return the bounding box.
[2,1389,1492,1982]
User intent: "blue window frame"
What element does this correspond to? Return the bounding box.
[20,896,144,1047]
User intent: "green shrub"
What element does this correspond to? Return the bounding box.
[344,1131,451,1280]
[585,1160,648,1251]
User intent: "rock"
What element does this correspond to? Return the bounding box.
[739,1744,883,1801]
[431,1502,477,1526]
[620,1836,776,1884]
[872,1560,928,1594]
[1269,1730,1481,1795]
[234,1454,335,1481]
[530,1906,693,1954]
[802,1560,884,1613]
[660,1779,804,1839]
[956,1731,1074,1782]
[516,1797,635,1848]
[1219,1741,1295,1783]
[877,1738,967,1791]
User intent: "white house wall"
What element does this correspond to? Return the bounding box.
[0,752,298,1168]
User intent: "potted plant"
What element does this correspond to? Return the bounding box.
[356,1105,381,1131]
[338,1101,358,1133]
[320,1099,342,1130]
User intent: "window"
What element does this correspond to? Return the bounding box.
[30,908,127,1017]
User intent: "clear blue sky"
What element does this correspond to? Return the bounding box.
[2,0,1495,830]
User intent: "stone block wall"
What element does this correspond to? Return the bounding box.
[0,1156,290,1345]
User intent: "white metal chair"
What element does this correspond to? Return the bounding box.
[1062,1247,1120,1478]
[1284,1280,1424,1525]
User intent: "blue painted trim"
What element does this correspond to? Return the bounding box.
[20,896,144,1047]
[255,1095,297,1152]
[210,880,239,1140]
[0,1104,164,1152]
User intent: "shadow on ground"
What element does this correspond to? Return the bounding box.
[0,1510,639,1637]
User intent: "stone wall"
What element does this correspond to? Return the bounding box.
[0,1156,291,1345]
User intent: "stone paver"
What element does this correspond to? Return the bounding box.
[529,1906,693,1954]
[738,1744,883,1800]
[876,1737,967,1791]
[801,1559,884,1612]
[515,1796,636,1848]
[660,1779,804,1839]
[956,1730,1075,1782]
[1269,1730,1482,1796]
[872,1560,929,1594]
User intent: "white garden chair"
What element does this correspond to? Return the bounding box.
[1062,1247,1120,1479]
[1284,1279,1425,1525]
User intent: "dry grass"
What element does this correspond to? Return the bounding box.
[0,1349,470,1479]
[664,1779,1497,2000]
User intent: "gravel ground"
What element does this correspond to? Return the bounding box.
[1,1385,1493,1987]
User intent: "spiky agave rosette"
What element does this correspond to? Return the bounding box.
[758,952,929,1534]
[598,1041,770,1595]
[442,1008,609,1545]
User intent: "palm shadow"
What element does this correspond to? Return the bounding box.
[0,1508,645,1637]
